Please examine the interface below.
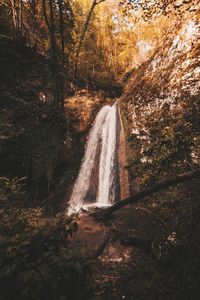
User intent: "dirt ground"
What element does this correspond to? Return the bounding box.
[71,206,164,300]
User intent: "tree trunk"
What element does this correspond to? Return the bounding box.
[31,0,36,15]
[11,0,17,30]
[58,0,65,111]
[58,0,65,65]
[48,0,57,70]
[42,0,64,110]
[74,0,106,79]
[42,0,50,30]
[19,0,23,36]
[16,0,20,32]
[94,168,200,221]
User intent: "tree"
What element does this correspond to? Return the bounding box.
[74,0,106,79]
[41,0,74,109]
[95,168,200,220]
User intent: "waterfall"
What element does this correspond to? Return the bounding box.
[68,102,120,214]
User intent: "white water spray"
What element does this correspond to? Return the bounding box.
[68,102,120,214]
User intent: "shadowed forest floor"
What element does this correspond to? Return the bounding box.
[70,176,200,300]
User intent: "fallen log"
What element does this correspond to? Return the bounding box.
[94,168,200,221]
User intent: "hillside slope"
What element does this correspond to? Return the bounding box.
[0,35,70,204]
[117,2,200,299]
[122,1,200,185]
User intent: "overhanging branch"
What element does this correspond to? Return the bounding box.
[94,167,200,221]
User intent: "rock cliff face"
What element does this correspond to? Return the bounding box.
[122,1,200,187]
[117,5,200,299]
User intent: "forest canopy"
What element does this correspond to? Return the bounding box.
[0,0,176,88]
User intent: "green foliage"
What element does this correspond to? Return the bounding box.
[0,100,68,190]
[0,178,92,300]
[0,34,82,205]
[124,94,200,187]
[0,177,27,207]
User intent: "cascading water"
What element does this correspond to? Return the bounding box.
[68,101,120,214]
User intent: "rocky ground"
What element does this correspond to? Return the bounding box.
[65,90,115,134]
[72,176,200,300]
